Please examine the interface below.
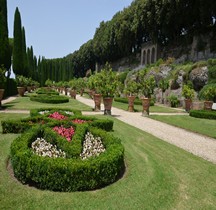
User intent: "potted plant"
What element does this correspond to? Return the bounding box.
[77,77,86,96]
[199,84,216,110]
[63,81,69,96]
[45,79,53,89]
[0,67,6,107]
[167,94,179,107]
[138,69,156,115]
[16,75,27,97]
[124,79,139,112]
[69,79,77,99]
[182,84,195,112]
[94,63,119,115]
[26,77,33,93]
[159,79,169,104]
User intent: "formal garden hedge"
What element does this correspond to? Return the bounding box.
[35,88,59,95]
[189,110,216,120]
[30,94,69,104]
[2,109,114,133]
[3,107,124,191]
[114,97,155,106]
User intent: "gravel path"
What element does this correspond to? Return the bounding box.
[77,95,216,164]
[1,96,216,164]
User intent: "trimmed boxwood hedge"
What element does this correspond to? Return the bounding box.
[36,88,59,95]
[10,125,124,192]
[114,97,155,106]
[30,107,82,117]
[30,94,69,104]
[190,110,216,120]
[2,110,113,133]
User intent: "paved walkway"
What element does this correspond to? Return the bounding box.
[1,95,216,164]
[77,95,216,164]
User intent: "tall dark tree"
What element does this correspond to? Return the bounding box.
[13,7,23,76]
[0,0,11,71]
[22,27,28,77]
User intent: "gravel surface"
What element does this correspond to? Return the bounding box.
[77,95,216,164]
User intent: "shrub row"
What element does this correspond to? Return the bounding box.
[30,94,69,104]
[10,125,124,192]
[190,110,216,120]
[36,88,59,95]
[114,97,155,106]
[30,107,82,117]
[2,112,113,133]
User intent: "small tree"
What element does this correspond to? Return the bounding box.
[159,79,169,104]
[124,79,139,96]
[45,79,52,87]
[182,85,195,100]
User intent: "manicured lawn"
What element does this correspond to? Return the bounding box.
[150,115,216,139]
[112,100,185,113]
[2,96,92,111]
[0,112,216,209]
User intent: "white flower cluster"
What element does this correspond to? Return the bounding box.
[80,132,105,160]
[31,138,66,158]
[65,111,74,115]
[39,110,49,115]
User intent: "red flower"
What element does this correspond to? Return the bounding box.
[49,112,67,120]
[53,126,75,142]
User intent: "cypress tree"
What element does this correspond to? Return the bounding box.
[22,27,28,77]
[13,7,23,75]
[0,0,11,71]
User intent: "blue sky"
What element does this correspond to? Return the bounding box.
[7,0,133,59]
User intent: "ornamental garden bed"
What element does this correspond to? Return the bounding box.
[6,108,124,191]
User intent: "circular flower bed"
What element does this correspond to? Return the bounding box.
[10,120,124,192]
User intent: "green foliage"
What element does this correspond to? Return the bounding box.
[124,79,139,96]
[0,66,6,88]
[114,97,155,106]
[207,65,216,84]
[167,94,179,107]
[76,77,86,91]
[13,7,24,75]
[199,84,216,102]
[4,78,18,97]
[190,110,216,120]
[69,79,78,90]
[30,94,69,104]
[10,122,124,191]
[15,75,28,87]
[93,63,119,97]
[182,85,195,99]
[45,79,53,87]
[138,69,156,98]
[159,79,169,92]
[36,88,59,95]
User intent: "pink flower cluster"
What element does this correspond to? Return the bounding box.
[72,119,88,124]
[53,126,75,142]
[49,112,67,120]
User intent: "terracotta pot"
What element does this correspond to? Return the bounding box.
[103,97,113,115]
[141,98,151,116]
[70,90,76,99]
[93,94,102,111]
[127,95,136,112]
[184,99,192,112]
[17,87,25,97]
[204,101,213,110]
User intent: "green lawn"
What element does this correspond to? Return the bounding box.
[2,96,92,111]
[150,115,216,139]
[0,112,216,209]
[112,100,185,113]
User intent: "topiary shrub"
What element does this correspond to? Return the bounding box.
[30,94,69,104]
[190,110,216,119]
[10,124,124,192]
[36,88,59,95]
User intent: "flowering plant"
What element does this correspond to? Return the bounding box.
[53,126,75,142]
[31,138,66,158]
[48,112,67,120]
[80,132,105,160]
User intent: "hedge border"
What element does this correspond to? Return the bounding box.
[189,110,216,120]
[10,125,124,192]
[114,97,155,106]
[30,94,69,104]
